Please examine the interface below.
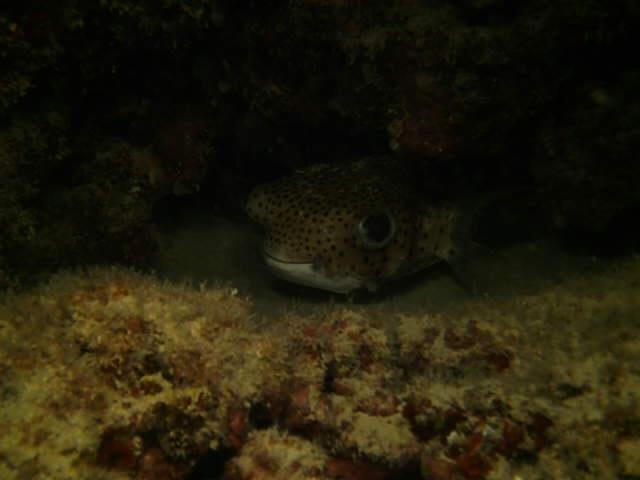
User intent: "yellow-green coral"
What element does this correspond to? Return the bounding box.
[1,258,640,478]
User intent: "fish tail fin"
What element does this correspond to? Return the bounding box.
[447,188,527,293]
[447,208,487,293]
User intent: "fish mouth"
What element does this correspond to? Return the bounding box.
[262,246,314,265]
[261,249,364,294]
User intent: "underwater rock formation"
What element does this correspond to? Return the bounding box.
[1,259,639,479]
[2,1,639,288]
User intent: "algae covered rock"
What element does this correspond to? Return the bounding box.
[1,258,639,479]
[0,267,256,479]
[225,428,329,480]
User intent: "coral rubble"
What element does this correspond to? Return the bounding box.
[1,258,639,479]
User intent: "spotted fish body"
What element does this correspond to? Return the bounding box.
[246,158,464,293]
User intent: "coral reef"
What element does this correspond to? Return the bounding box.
[533,71,640,233]
[0,120,160,288]
[0,1,223,288]
[3,5,637,477]
[1,258,639,479]
[1,0,639,287]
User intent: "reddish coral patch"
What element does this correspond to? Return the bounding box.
[421,457,457,480]
[302,324,319,338]
[228,408,249,449]
[326,458,392,480]
[97,428,137,471]
[456,451,491,479]
[136,447,184,480]
[332,379,355,396]
[123,315,145,334]
[444,327,476,350]
[484,350,512,372]
[529,413,553,450]
[287,386,311,421]
[497,421,524,456]
[358,393,399,417]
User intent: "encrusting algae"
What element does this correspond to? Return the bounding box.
[1,259,639,479]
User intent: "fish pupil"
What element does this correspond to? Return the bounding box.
[358,212,396,249]
[363,214,391,242]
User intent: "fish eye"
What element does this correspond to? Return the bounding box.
[356,211,396,250]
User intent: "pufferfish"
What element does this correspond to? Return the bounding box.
[246,158,470,294]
